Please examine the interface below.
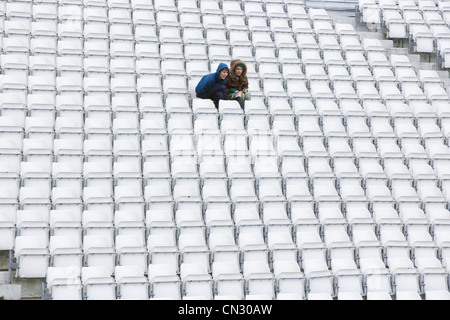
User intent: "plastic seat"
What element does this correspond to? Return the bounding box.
[178,233,210,271]
[115,265,149,300]
[409,24,435,53]
[272,260,306,300]
[114,209,145,241]
[0,138,22,175]
[335,270,365,300]
[82,187,114,221]
[212,261,245,300]
[114,185,145,220]
[147,223,179,266]
[49,231,82,268]
[153,0,177,11]
[13,235,49,278]
[365,271,394,300]
[1,54,30,76]
[115,235,148,273]
[267,230,298,263]
[82,235,116,275]
[53,138,84,171]
[243,261,275,300]
[394,270,423,300]
[413,245,444,273]
[19,186,52,217]
[51,186,83,213]
[0,155,20,195]
[49,209,82,242]
[148,263,181,300]
[81,266,116,300]
[223,134,248,160]
[422,271,450,300]
[237,223,268,263]
[311,176,340,204]
[83,159,113,193]
[339,177,367,202]
[0,211,16,251]
[229,176,258,203]
[180,262,214,300]
[306,268,335,300]
[45,266,82,300]
[358,244,387,274]
[32,2,58,21]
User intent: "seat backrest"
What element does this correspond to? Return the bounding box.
[81,266,111,283]
[14,235,46,254]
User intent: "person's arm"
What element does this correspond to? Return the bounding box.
[226,77,241,95]
[225,77,234,95]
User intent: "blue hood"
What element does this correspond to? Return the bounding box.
[195,63,229,95]
[215,62,229,78]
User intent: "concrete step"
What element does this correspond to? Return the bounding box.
[0,271,10,285]
[0,284,21,300]
[336,9,450,96]
[11,275,43,300]
[1,264,43,299]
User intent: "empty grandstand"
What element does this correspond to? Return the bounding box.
[1,0,450,301]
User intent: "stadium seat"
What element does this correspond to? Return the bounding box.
[393,270,423,300]
[115,265,149,300]
[45,266,82,300]
[243,261,275,300]
[148,263,181,300]
[13,235,50,278]
[49,235,83,268]
[115,235,148,273]
[212,261,245,300]
[180,262,214,300]
[422,271,450,300]
[81,266,116,300]
[365,270,394,300]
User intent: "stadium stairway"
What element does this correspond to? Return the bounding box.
[351,0,450,90]
[0,252,21,300]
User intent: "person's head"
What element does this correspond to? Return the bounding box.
[219,68,229,80]
[235,65,243,77]
[230,60,247,79]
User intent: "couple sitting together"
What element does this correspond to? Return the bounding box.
[195,59,251,109]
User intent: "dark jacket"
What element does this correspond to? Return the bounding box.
[225,59,249,95]
[195,63,229,95]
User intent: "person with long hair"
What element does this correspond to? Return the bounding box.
[225,59,251,109]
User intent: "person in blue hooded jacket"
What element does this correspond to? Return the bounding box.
[195,62,229,108]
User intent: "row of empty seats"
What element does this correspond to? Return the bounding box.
[8,193,450,299]
[4,97,450,191]
[42,263,450,300]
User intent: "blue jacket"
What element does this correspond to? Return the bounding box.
[195,63,229,95]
